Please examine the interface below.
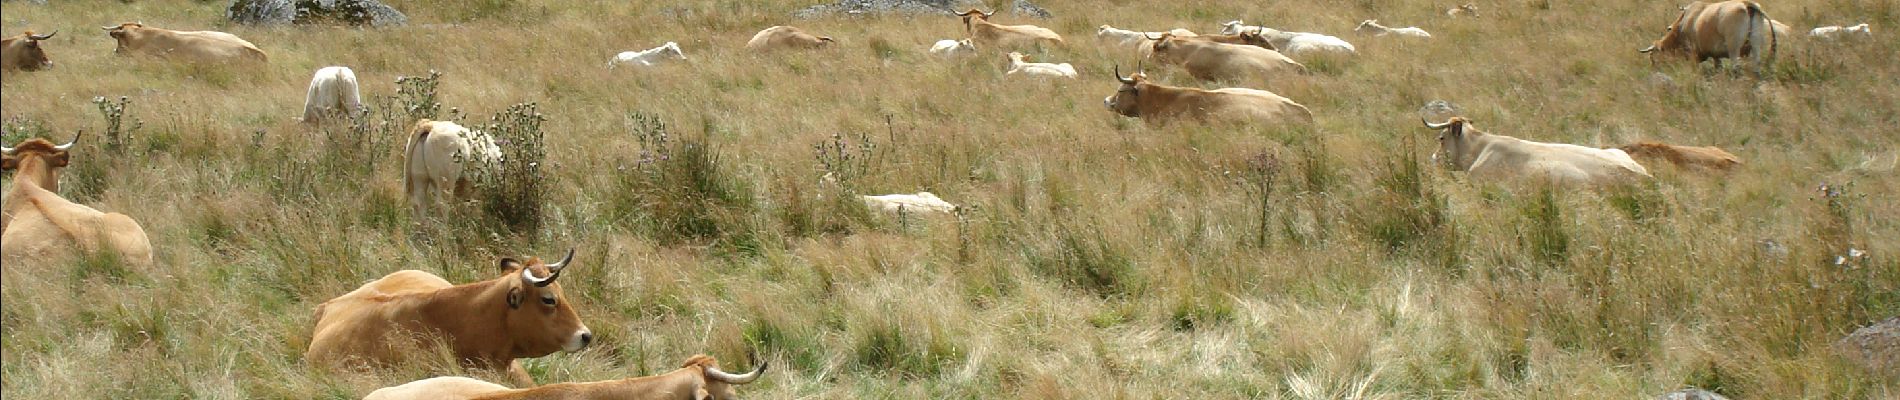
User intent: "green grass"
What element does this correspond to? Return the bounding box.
[3,0,1898,398]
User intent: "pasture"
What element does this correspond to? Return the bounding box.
[2,0,1897,398]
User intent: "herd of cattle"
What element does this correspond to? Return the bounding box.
[0,0,1881,398]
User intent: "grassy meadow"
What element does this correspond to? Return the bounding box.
[3,0,1897,398]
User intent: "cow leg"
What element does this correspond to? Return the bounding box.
[506,359,537,387]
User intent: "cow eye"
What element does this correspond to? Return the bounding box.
[541,296,557,306]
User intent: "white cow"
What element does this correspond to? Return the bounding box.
[1356,20,1433,38]
[1422,117,1650,186]
[301,66,362,125]
[928,39,976,57]
[862,192,958,214]
[403,119,503,216]
[1219,21,1356,54]
[1219,20,1263,35]
[608,42,686,69]
[1810,23,1872,39]
[1005,52,1076,78]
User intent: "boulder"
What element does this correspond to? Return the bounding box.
[228,0,408,27]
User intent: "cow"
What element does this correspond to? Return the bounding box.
[1193,31,1280,50]
[102,23,267,63]
[745,26,834,51]
[1145,33,1305,83]
[1810,23,1872,39]
[403,119,502,217]
[1356,20,1433,38]
[1421,117,1652,186]
[1616,142,1742,172]
[302,66,362,125]
[1,133,154,268]
[362,354,767,400]
[928,39,976,57]
[609,42,687,69]
[861,192,959,214]
[1447,3,1481,18]
[1,30,56,72]
[1005,52,1076,78]
[1105,65,1314,126]
[1638,1,1776,73]
[955,9,1064,49]
[1220,23,1357,54]
[306,249,591,387]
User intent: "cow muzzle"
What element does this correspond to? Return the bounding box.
[565,327,593,352]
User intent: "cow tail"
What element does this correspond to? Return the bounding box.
[403,121,434,197]
[1747,2,1775,71]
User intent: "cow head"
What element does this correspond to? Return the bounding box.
[1006,51,1027,64]
[1104,64,1149,117]
[1238,31,1278,50]
[1,30,57,71]
[1422,117,1482,170]
[497,249,592,356]
[1638,7,1692,56]
[678,354,768,400]
[102,23,145,54]
[1220,20,1246,35]
[663,42,687,60]
[1,132,80,191]
[1144,33,1183,60]
[955,9,995,33]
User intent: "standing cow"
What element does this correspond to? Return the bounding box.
[403,119,502,217]
[103,23,267,63]
[1,30,56,72]
[1639,0,1776,73]
[302,66,362,125]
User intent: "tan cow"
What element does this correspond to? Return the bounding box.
[102,23,267,63]
[1639,1,1776,72]
[745,26,834,51]
[1105,65,1314,125]
[1,134,154,267]
[306,249,591,387]
[1145,33,1305,83]
[955,9,1064,49]
[1616,142,1741,171]
[1422,117,1652,186]
[1,30,56,72]
[403,119,502,217]
[362,354,767,400]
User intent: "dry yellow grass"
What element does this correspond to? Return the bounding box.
[2,0,1896,398]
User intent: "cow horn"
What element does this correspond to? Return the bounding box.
[1637,45,1656,53]
[524,249,573,287]
[706,357,768,384]
[101,25,117,31]
[1,142,13,154]
[1143,32,1163,40]
[54,131,80,151]
[29,30,56,40]
[1114,65,1134,84]
[1422,117,1453,130]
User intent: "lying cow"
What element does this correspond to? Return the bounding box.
[1005,52,1076,79]
[1,134,154,268]
[861,192,959,214]
[302,66,362,125]
[1447,3,1481,18]
[746,26,834,51]
[1639,0,1776,72]
[362,354,766,400]
[1356,20,1433,38]
[1810,23,1872,39]
[1616,142,1742,172]
[1105,65,1314,125]
[957,9,1064,49]
[1,30,56,71]
[1146,33,1304,83]
[1221,23,1356,55]
[929,39,976,57]
[1423,117,1651,186]
[403,119,502,217]
[103,22,267,63]
[609,42,687,68]
[306,249,591,387]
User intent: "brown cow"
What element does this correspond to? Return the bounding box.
[1105,65,1314,125]
[745,26,834,51]
[1146,33,1305,83]
[1,30,56,71]
[1639,1,1776,72]
[362,354,768,400]
[955,9,1064,49]
[305,249,592,387]
[102,23,267,63]
[1616,142,1742,171]
[1,133,154,267]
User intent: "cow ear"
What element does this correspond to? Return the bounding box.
[693,387,712,400]
[498,257,521,272]
[52,152,70,168]
[507,286,523,309]
[1,156,17,171]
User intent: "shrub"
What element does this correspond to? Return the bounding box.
[471,102,550,234]
[609,112,757,246]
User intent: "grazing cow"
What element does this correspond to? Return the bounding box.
[1,30,56,71]
[102,23,267,63]
[1422,117,1651,186]
[1810,23,1872,39]
[928,39,976,57]
[745,26,834,51]
[1105,65,1314,125]
[362,354,767,400]
[1005,52,1076,78]
[403,120,502,216]
[861,192,959,214]
[1356,20,1433,37]
[1639,1,1776,72]
[1,134,154,268]
[1447,3,1481,18]
[306,249,591,387]
[609,42,686,68]
[955,9,1064,49]
[302,66,362,125]
[1145,33,1305,83]
[1617,142,1742,171]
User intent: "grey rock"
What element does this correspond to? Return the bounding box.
[1835,316,1900,377]
[1656,388,1731,400]
[228,0,407,27]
